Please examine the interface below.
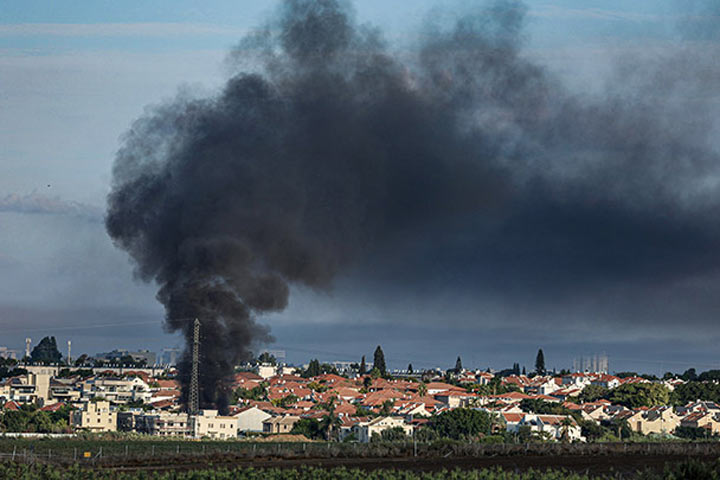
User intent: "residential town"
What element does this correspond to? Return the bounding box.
[2,340,720,444]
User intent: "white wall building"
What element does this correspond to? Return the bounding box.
[233,405,271,433]
[352,416,413,443]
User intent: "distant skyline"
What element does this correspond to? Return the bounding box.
[2,0,720,376]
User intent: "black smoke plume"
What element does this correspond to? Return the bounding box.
[107,0,720,409]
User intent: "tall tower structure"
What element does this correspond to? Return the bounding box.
[25,338,31,360]
[67,340,72,365]
[189,319,200,415]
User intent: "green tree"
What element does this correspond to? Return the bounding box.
[535,349,545,375]
[73,354,89,367]
[232,385,267,403]
[257,352,277,365]
[319,398,341,441]
[359,356,366,375]
[407,363,413,374]
[30,336,62,364]
[674,426,718,440]
[318,363,339,375]
[698,370,720,382]
[671,381,720,405]
[373,346,386,376]
[372,426,407,442]
[271,394,298,408]
[291,418,323,440]
[608,383,670,408]
[577,384,609,403]
[559,417,574,442]
[303,359,321,378]
[431,408,492,440]
[455,356,463,373]
[417,382,428,397]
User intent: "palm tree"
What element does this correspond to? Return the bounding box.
[560,417,574,442]
[417,382,428,397]
[320,411,342,441]
[319,397,341,441]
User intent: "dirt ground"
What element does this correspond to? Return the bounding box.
[105,452,720,476]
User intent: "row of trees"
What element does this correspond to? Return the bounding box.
[5,336,148,368]
[575,381,720,408]
[0,404,73,434]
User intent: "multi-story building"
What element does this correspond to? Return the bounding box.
[79,376,151,404]
[70,400,117,432]
[49,377,81,403]
[191,410,238,439]
[0,370,53,405]
[95,349,157,367]
[135,412,192,437]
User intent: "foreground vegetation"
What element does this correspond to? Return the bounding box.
[2,461,720,479]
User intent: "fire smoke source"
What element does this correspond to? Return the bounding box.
[107,0,720,410]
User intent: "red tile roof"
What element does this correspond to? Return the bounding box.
[40,402,66,412]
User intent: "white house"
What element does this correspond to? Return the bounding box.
[352,416,413,443]
[233,405,272,433]
[519,414,584,442]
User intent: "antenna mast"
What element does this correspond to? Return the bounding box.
[189,319,200,415]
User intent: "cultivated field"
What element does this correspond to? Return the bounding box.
[1,438,719,477]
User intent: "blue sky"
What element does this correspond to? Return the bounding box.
[1,0,718,374]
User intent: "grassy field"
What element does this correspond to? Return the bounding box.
[1,438,719,477]
[1,461,720,479]
[1,436,720,462]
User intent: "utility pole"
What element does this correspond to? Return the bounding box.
[189,319,200,415]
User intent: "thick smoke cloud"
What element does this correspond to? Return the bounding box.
[106,0,720,408]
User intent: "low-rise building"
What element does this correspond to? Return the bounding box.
[70,400,117,432]
[519,414,583,442]
[192,410,238,439]
[262,415,300,434]
[232,405,272,433]
[352,416,413,443]
[627,407,681,435]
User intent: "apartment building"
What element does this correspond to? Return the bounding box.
[70,400,117,432]
[191,410,238,439]
[135,412,192,437]
[79,376,151,404]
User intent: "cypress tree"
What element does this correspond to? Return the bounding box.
[535,349,546,375]
[30,336,62,364]
[373,345,386,376]
[455,356,463,373]
[359,355,367,375]
[407,363,413,374]
[305,359,320,377]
